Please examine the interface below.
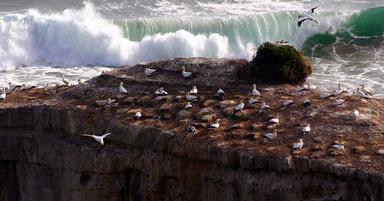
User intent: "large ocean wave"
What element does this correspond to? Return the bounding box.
[0,2,382,71]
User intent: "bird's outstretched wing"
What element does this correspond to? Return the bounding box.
[310,6,318,13]
[101,133,111,138]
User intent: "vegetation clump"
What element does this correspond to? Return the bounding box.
[249,42,312,84]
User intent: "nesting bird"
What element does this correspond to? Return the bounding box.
[185,102,193,110]
[81,133,112,145]
[144,68,157,76]
[268,115,280,124]
[248,97,258,105]
[154,87,168,96]
[190,86,198,94]
[302,124,310,134]
[360,84,373,96]
[217,88,225,96]
[119,82,128,94]
[252,84,261,96]
[261,102,270,110]
[292,139,304,150]
[283,100,294,107]
[0,88,6,101]
[356,88,369,99]
[208,119,220,129]
[135,112,142,119]
[188,125,197,134]
[181,66,192,78]
[186,92,199,102]
[353,109,359,119]
[263,130,277,140]
[331,143,345,150]
[233,101,245,114]
[333,99,346,107]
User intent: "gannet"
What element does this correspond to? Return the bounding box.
[298,16,318,27]
[81,133,111,145]
[6,82,22,93]
[353,109,359,119]
[275,40,289,45]
[252,84,261,96]
[60,73,70,86]
[332,83,347,96]
[119,82,128,94]
[185,102,193,110]
[21,84,36,91]
[263,130,277,140]
[181,66,192,78]
[144,68,157,76]
[188,125,197,133]
[356,88,369,99]
[292,139,304,150]
[320,92,333,99]
[360,84,373,96]
[298,6,318,19]
[283,100,294,106]
[186,92,198,102]
[261,102,270,110]
[268,116,280,124]
[135,112,142,119]
[154,87,168,96]
[190,86,198,94]
[248,97,258,105]
[303,97,311,106]
[208,119,220,129]
[0,88,6,101]
[233,102,245,114]
[217,88,225,96]
[107,98,116,105]
[297,83,317,92]
[333,99,346,107]
[302,124,310,134]
[331,143,345,150]
[77,79,82,84]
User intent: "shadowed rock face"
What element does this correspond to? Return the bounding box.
[0,58,384,201]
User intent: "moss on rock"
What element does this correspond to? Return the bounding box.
[249,42,312,84]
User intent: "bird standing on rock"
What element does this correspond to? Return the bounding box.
[186,92,198,102]
[292,139,304,150]
[185,102,193,110]
[360,84,373,96]
[263,130,277,140]
[135,112,142,119]
[233,101,245,114]
[144,68,157,76]
[0,88,6,101]
[252,84,261,96]
[181,66,192,78]
[119,82,128,94]
[60,73,70,86]
[190,86,198,94]
[208,119,220,129]
[81,133,112,145]
[268,115,280,124]
[302,124,310,134]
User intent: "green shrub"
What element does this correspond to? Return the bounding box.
[249,42,312,84]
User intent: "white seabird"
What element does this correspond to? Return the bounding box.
[261,102,270,110]
[292,139,304,150]
[331,143,345,150]
[217,88,225,96]
[77,79,83,84]
[360,84,373,96]
[0,88,6,101]
[144,68,157,76]
[81,133,111,145]
[353,109,359,119]
[263,130,277,140]
[298,6,318,19]
[119,82,128,94]
[333,99,346,107]
[188,125,197,133]
[233,102,245,114]
[252,84,261,96]
[296,83,318,92]
[268,116,280,124]
[332,83,348,96]
[208,119,220,129]
[190,86,198,94]
[298,15,318,27]
[248,97,258,105]
[302,124,310,134]
[60,73,70,86]
[356,87,369,99]
[6,82,22,93]
[303,97,311,106]
[135,112,142,119]
[181,66,192,78]
[186,92,199,102]
[154,87,168,96]
[283,100,294,107]
[185,102,193,110]
[107,98,116,105]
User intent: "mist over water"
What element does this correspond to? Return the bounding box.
[0,0,383,96]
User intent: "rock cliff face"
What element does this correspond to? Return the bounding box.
[1,58,384,201]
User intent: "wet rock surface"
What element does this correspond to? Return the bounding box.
[1,57,384,201]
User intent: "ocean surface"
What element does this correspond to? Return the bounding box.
[0,0,383,96]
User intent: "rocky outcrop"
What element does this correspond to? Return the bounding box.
[1,57,384,201]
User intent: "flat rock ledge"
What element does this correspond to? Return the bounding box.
[1,57,384,201]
